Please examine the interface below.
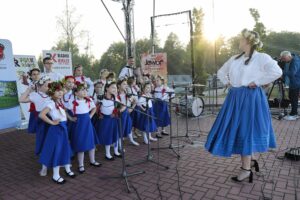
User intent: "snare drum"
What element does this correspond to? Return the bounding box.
[179,96,204,117]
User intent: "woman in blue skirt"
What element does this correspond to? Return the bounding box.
[66,81,101,173]
[19,76,51,156]
[205,29,282,183]
[39,82,74,184]
[153,75,174,138]
[117,78,139,146]
[27,68,41,134]
[95,80,120,160]
[137,82,158,144]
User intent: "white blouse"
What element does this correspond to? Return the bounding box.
[29,92,51,112]
[138,94,153,108]
[62,90,74,108]
[66,98,95,115]
[42,72,63,81]
[217,51,282,87]
[100,98,115,115]
[46,101,67,122]
[154,85,175,101]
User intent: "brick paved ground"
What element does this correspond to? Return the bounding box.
[0,112,300,200]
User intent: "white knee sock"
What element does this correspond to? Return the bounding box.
[53,166,61,180]
[143,132,149,144]
[128,133,139,146]
[105,145,112,158]
[114,143,120,155]
[77,152,84,168]
[89,148,95,163]
[39,165,47,176]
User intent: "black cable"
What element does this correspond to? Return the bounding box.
[129,181,142,200]
[156,130,163,200]
[175,111,183,200]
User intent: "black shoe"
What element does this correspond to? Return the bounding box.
[231,167,253,183]
[90,161,102,167]
[105,156,115,161]
[114,153,122,158]
[52,177,66,184]
[65,170,76,178]
[78,166,85,174]
[251,160,259,172]
[156,133,162,138]
[161,131,169,136]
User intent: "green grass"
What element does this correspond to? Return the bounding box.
[0,96,19,109]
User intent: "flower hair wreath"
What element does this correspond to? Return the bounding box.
[37,76,51,85]
[73,81,87,91]
[47,81,64,96]
[241,29,263,48]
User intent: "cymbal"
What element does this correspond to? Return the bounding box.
[180,84,206,88]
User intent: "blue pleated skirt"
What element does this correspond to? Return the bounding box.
[137,107,157,133]
[120,109,132,137]
[39,122,72,168]
[130,107,140,128]
[28,111,38,134]
[153,101,170,127]
[205,87,276,157]
[70,113,97,153]
[35,115,49,155]
[95,114,119,145]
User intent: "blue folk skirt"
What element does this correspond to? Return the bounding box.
[35,116,49,155]
[120,109,132,138]
[153,101,170,127]
[39,122,72,168]
[130,107,140,128]
[137,107,157,133]
[205,87,276,157]
[95,114,119,145]
[70,113,97,153]
[28,111,38,134]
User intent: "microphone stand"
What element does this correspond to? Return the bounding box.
[151,91,184,158]
[126,95,169,170]
[99,100,145,193]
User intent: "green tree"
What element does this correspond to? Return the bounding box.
[249,8,266,39]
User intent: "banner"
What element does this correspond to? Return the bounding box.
[42,50,72,76]
[0,39,21,130]
[14,55,39,121]
[141,53,168,82]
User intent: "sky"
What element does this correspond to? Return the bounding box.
[1,0,300,59]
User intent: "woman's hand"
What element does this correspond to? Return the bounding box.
[52,120,60,125]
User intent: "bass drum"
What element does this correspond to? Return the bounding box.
[179,96,205,117]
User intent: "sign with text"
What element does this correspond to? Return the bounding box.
[42,50,72,76]
[0,39,21,130]
[14,55,39,121]
[141,53,168,81]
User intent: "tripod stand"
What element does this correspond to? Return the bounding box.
[99,103,145,193]
[267,78,289,120]
[126,96,169,170]
[174,85,203,145]
[151,92,183,158]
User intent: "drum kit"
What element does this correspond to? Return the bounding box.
[173,83,206,144]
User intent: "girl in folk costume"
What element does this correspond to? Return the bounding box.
[19,76,52,156]
[97,68,110,85]
[38,82,74,184]
[126,76,141,137]
[205,29,282,182]
[27,68,41,134]
[91,81,104,126]
[153,75,174,138]
[117,78,139,146]
[62,76,75,136]
[66,81,101,173]
[73,64,94,97]
[95,80,121,160]
[137,82,158,144]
